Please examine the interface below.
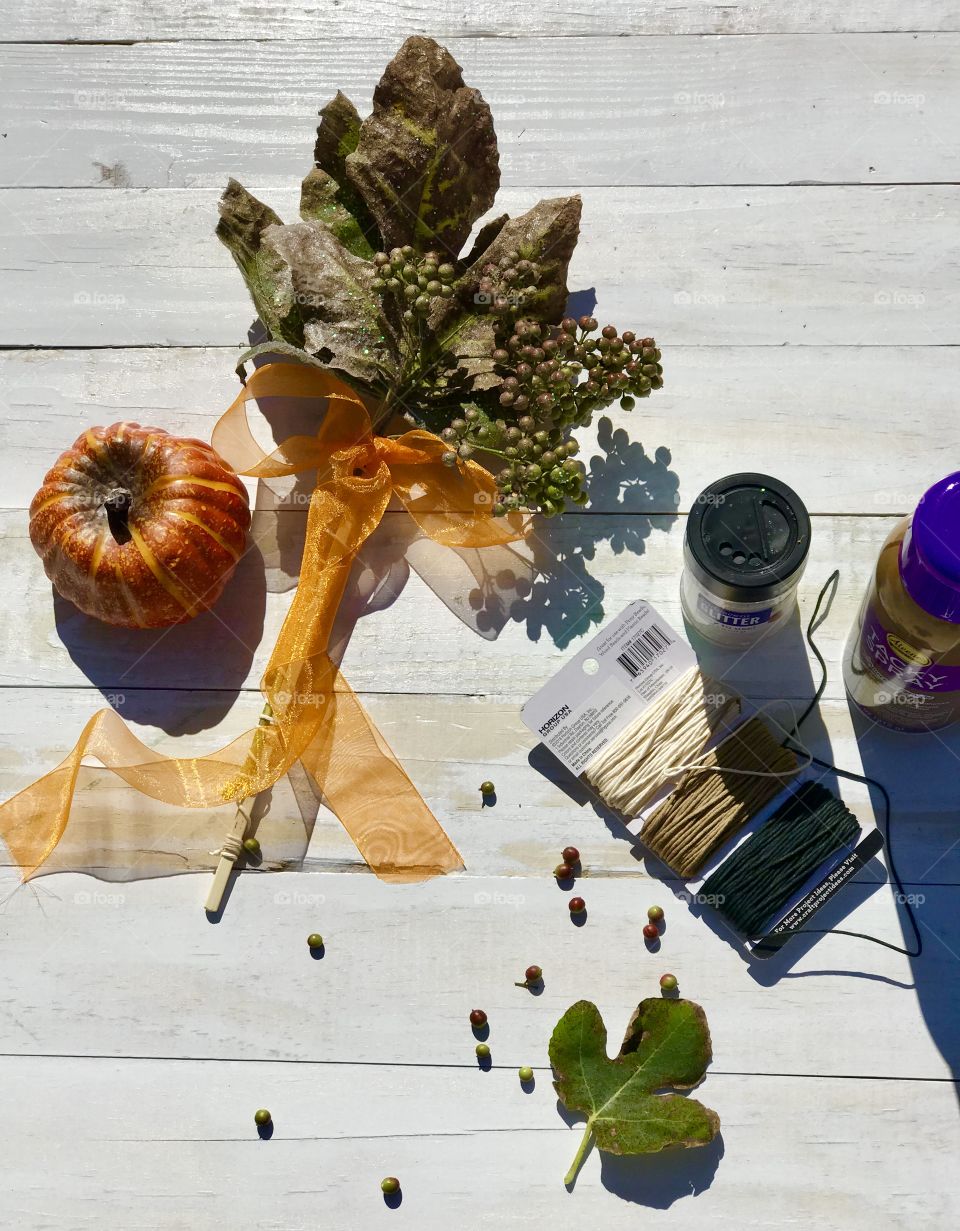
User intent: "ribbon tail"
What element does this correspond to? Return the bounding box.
[256,545,463,881]
[299,671,464,881]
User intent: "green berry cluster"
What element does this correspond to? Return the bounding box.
[371,245,456,325]
[495,315,662,428]
[438,406,504,466]
[494,427,585,517]
[476,251,542,316]
[368,250,663,520]
[482,315,661,516]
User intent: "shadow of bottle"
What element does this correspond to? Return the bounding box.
[845,696,960,1096]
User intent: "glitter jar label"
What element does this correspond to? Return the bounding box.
[844,477,960,732]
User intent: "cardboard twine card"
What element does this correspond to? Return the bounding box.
[522,601,694,776]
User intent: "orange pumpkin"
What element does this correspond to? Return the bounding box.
[30,422,251,628]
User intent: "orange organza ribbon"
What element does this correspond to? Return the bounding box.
[0,363,526,882]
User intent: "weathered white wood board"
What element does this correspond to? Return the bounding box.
[2,9,959,1228]
[2,346,956,514]
[1,1054,955,1229]
[8,0,960,40]
[0,186,956,347]
[0,870,950,1081]
[2,36,956,189]
[1,689,958,884]
[0,507,921,701]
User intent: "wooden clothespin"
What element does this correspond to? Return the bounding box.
[204,702,274,914]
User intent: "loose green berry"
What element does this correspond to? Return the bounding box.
[469,1009,487,1027]
[307,933,324,950]
[242,837,261,855]
[647,905,665,922]
[381,1177,400,1195]
[254,1109,271,1127]
[660,973,678,991]
[480,780,495,796]
[475,1042,491,1059]
[518,1066,534,1082]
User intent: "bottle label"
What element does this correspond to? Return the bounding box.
[696,592,774,629]
[861,608,960,692]
[846,601,960,731]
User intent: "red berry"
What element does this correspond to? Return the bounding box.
[555,863,573,880]
[660,973,678,991]
[525,965,542,983]
[469,1009,487,1027]
[561,846,580,864]
[643,923,659,940]
[569,897,586,914]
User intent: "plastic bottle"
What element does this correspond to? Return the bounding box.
[844,473,960,732]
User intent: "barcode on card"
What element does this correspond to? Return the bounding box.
[616,623,674,678]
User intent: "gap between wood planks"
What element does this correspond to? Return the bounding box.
[0,1050,956,1083]
[2,182,959,190]
[1,32,956,45]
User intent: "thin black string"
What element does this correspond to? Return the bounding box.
[752,569,923,958]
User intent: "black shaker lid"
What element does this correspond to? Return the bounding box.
[685,473,811,603]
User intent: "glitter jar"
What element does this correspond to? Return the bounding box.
[844,473,960,732]
[681,473,811,648]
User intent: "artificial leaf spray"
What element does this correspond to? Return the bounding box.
[217,35,663,518]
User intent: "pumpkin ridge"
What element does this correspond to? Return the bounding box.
[143,474,246,500]
[168,509,242,562]
[89,527,108,577]
[112,558,148,628]
[31,491,73,517]
[128,524,199,618]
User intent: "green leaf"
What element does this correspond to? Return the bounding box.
[262,220,397,386]
[344,36,499,258]
[549,998,720,1187]
[216,179,304,347]
[300,91,380,259]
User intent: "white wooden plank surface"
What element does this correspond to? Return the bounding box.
[2,1056,955,1230]
[1,186,955,347]
[7,0,960,40]
[0,871,951,1081]
[0,508,928,699]
[2,691,959,885]
[2,9,959,1228]
[2,36,957,189]
[2,345,957,514]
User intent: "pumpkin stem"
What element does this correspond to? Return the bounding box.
[104,487,133,543]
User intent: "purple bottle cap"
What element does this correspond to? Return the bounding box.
[900,473,960,623]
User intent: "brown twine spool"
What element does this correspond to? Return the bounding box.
[640,717,799,878]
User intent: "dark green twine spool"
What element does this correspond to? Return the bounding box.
[701,781,860,936]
